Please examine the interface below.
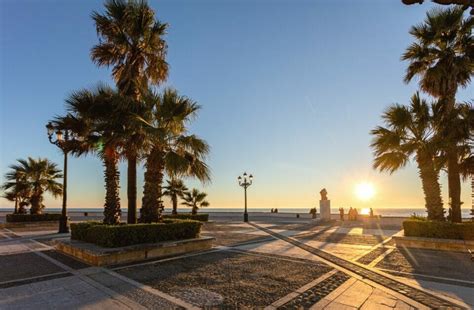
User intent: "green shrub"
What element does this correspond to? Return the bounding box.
[163,213,209,222]
[70,221,102,241]
[6,213,62,223]
[70,220,202,248]
[403,219,474,240]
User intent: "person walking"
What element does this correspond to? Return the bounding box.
[339,207,344,221]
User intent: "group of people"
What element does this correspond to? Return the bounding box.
[338,207,374,221]
[270,208,279,213]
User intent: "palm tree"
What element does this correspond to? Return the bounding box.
[181,188,210,215]
[1,170,31,214]
[371,93,445,220]
[402,7,473,222]
[91,0,169,224]
[55,85,133,224]
[163,179,188,215]
[140,89,211,223]
[1,158,62,215]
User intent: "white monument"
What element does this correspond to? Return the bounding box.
[319,188,331,220]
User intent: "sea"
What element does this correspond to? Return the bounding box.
[1,207,472,218]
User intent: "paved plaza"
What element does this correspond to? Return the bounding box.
[0,215,472,309]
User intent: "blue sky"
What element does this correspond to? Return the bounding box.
[0,0,472,211]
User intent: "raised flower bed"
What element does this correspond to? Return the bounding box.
[393,219,474,252]
[56,219,214,266]
[70,219,203,247]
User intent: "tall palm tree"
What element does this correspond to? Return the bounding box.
[371,93,445,220]
[163,179,188,215]
[2,158,62,215]
[91,0,169,224]
[181,188,210,215]
[1,170,31,214]
[402,7,473,222]
[55,85,133,224]
[139,89,211,223]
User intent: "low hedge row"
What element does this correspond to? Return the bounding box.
[403,219,474,240]
[163,213,209,222]
[6,213,62,223]
[70,220,202,248]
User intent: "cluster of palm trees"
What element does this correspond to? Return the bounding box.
[50,0,210,225]
[163,179,210,215]
[371,7,473,222]
[1,158,63,215]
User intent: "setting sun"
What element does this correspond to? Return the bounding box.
[355,182,375,201]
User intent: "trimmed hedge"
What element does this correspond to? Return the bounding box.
[70,220,202,248]
[403,219,474,240]
[6,213,62,223]
[163,213,209,222]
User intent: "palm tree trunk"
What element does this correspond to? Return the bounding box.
[416,151,444,220]
[103,148,121,225]
[172,195,178,215]
[127,153,137,224]
[443,91,463,223]
[447,150,462,222]
[141,147,164,223]
[29,195,42,215]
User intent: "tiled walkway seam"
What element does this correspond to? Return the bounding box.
[250,223,467,310]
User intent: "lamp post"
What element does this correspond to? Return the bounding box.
[46,122,72,233]
[238,172,253,222]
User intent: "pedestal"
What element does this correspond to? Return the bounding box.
[320,200,331,220]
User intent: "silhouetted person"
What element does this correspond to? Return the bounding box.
[348,207,353,221]
[339,208,344,221]
[353,208,359,221]
[309,207,317,219]
[271,208,274,213]
[275,208,279,213]
[369,208,374,218]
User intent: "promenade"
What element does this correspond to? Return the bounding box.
[0,214,472,309]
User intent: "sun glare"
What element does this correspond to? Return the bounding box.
[355,182,375,201]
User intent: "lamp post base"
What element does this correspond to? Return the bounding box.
[244,213,249,222]
[58,216,69,234]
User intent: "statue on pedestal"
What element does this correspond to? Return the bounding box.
[319,188,331,220]
[320,188,328,201]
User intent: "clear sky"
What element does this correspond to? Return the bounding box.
[0,0,472,211]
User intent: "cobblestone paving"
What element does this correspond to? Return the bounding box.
[278,271,350,309]
[117,250,333,308]
[202,222,271,246]
[295,231,387,245]
[252,223,466,309]
[357,246,390,265]
[376,247,474,283]
[88,271,183,309]
[202,231,271,246]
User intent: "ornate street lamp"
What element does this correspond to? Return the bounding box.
[238,172,253,222]
[46,122,73,233]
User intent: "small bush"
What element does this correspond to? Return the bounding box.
[6,213,62,223]
[403,219,474,240]
[71,220,202,248]
[70,221,102,241]
[163,213,209,222]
